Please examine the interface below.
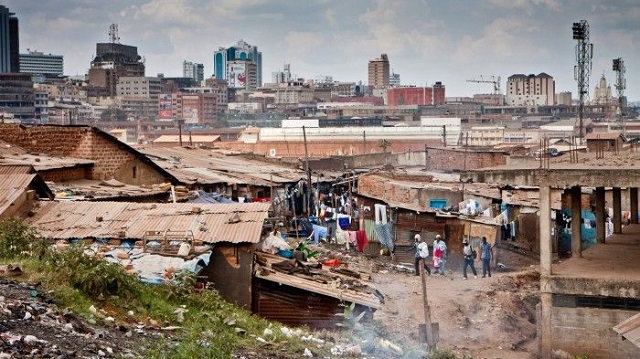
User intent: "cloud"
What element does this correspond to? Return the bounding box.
[489,0,563,13]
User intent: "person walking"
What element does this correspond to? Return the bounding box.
[462,238,477,279]
[434,235,447,275]
[480,236,493,278]
[412,234,431,276]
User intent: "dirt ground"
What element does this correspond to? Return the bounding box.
[0,246,541,359]
[370,248,541,358]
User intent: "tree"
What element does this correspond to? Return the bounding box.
[100,107,128,122]
[378,139,392,153]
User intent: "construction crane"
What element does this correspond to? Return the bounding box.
[466,75,501,95]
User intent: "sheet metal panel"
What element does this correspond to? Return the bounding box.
[0,165,34,175]
[614,313,640,348]
[137,147,309,185]
[0,174,37,216]
[27,201,271,244]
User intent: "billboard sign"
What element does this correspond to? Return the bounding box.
[158,93,172,119]
[228,62,247,89]
[181,95,200,124]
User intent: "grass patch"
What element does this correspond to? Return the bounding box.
[0,219,330,358]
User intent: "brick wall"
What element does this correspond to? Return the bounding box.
[425,147,507,172]
[358,174,463,209]
[41,166,91,182]
[552,307,640,358]
[0,124,168,186]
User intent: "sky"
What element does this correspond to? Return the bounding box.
[4,0,640,101]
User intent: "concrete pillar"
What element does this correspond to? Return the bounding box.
[630,187,638,224]
[570,186,582,257]
[596,187,606,244]
[540,186,552,276]
[539,186,553,358]
[613,187,622,234]
[539,290,553,359]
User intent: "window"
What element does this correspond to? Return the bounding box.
[132,166,137,179]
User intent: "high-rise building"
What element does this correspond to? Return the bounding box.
[0,73,34,120]
[0,5,19,73]
[87,24,145,98]
[19,50,64,76]
[389,72,401,87]
[272,63,293,84]
[506,73,555,106]
[213,39,262,89]
[183,61,204,83]
[368,53,389,89]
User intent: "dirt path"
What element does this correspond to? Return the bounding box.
[372,255,539,358]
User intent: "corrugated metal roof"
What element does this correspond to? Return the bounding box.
[613,313,640,348]
[49,179,168,200]
[26,201,271,244]
[136,147,309,185]
[0,173,38,216]
[585,132,623,140]
[0,165,34,175]
[153,135,220,143]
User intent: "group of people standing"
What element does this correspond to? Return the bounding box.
[413,234,448,276]
[413,234,493,279]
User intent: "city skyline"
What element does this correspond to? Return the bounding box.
[4,0,640,101]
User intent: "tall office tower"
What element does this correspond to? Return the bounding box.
[0,5,19,73]
[183,61,204,83]
[87,24,145,98]
[213,39,262,89]
[368,53,390,89]
[20,50,64,76]
[272,63,293,84]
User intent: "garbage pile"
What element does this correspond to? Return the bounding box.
[0,279,147,358]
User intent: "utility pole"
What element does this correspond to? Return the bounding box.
[302,126,312,215]
[362,131,366,154]
[420,266,437,349]
[177,119,184,146]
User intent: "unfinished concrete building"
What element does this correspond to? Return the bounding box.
[462,155,640,358]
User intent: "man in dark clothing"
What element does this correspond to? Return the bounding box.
[480,236,493,278]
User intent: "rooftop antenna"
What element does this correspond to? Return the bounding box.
[108,23,120,44]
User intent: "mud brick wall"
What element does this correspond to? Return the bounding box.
[425,147,507,172]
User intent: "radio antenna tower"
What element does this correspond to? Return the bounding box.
[108,23,120,43]
[572,20,593,143]
[613,58,626,134]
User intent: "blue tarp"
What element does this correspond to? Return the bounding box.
[559,209,596,253]
[189,190,234,204]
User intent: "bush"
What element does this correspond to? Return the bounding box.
[0,219,43,259]
[44,246,139,300]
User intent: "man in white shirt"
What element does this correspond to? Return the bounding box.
[413,234,431,276]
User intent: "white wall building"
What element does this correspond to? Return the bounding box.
[506,73,555,107]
